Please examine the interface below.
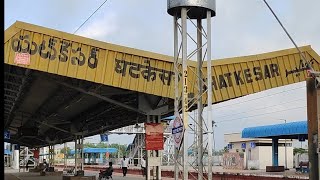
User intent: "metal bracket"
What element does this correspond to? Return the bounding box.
[53,80,147,115]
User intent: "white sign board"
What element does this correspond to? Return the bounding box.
[148,157,161,166]
[14,52,30,65]
[172,115,184,148]
[4,130,10,139]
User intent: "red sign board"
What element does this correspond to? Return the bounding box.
[145,123,164,150]
[14,52,30,65]
[33,149,39,159]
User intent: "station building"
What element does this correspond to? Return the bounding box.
[224,120,308,170]
[224,132,293,170]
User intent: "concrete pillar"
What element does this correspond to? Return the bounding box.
[64,143,67,168]
[307,78,319,180]
[10,144,14,167]
[74,138,78,172]
[75,135,84,171]
[100,153,103,164]
[93,153,96,164]
[152,116,157,179]
[49,145,55,167]
[157,115,162,180]
[317,82,320,179]
[146,115,151,180]
[138,135,141,166]
[145,115,163,180]
[13,147,19,170]
[272,138,279,166]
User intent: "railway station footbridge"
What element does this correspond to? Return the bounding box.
[4,21,320,148]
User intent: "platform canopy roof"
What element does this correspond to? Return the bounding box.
[162,115,175,121]
[242,121,307,139]
[4,21,319,148]
[4,149,12,155]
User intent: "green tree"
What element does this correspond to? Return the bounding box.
[293,148,307,155]
[60,147,71,155]
[213,149,226,156]
[94,142,108,148]
[108,143,127,157]
[84,142,97,148]
[223,146,229,153]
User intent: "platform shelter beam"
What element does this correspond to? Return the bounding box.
[75,135,84,173]
[64,143,67,168]
[49,145,55,167]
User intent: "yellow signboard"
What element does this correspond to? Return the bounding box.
[205,48,320,103]
[4,21,320,104]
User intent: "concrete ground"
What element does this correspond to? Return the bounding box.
[61,164,309,179]
[4,167,174,180]
[5,166,308,180]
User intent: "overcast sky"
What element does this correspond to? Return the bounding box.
[5,0,319,150]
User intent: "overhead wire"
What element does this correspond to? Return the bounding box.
[210,2,315,148]
[182,1,314,152]
[216,105,306,124]
[213,1,315,124]
[262,0,313,72]
[212,85,305,110]
[211,0,314,111]
[212,0,314,126]
[215,97,305,119]
[73,0,109,35]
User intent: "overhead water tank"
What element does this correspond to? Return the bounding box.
[167,0,216,19]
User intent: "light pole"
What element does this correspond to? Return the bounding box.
[278,119,288,170]
[212,121,217,154]
[212,121,217,167]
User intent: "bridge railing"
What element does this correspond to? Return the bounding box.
[107,122,172,136]
[107,123,145,135]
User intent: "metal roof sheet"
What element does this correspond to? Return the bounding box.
[5,21,320,103]
[162,115,175,121]
[70,148,118,154]
[4,149,11,155]
[242,121,307,138]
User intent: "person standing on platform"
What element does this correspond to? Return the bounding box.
[26,161,29,172]
[141,157,146,177]
[120,156,129,177]
[42,159,48,172]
